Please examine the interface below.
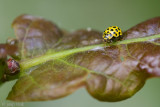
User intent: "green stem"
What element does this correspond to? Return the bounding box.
[20,34,160,70]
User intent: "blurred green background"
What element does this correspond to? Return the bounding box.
[0,0,160,107]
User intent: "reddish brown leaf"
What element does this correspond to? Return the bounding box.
[12,15,62,58]
[0,44,18,58]
[6,15,160,102]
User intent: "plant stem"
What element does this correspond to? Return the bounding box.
[20,34,160,70]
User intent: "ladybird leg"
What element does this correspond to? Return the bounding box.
[103,39,107,42]
[107,39,112,43]
[117,35,123,41]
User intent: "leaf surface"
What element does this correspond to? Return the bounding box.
[12,15,62,58]
[7,15,160,102]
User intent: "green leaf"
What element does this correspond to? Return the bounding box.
[6,15,160,102]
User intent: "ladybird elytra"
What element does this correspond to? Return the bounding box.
[102,26,122,42]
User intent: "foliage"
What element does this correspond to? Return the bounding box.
[0,15,160,102]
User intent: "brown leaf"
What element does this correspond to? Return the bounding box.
[0,44,18,58]
[124,17,160,39]
[7,60,87,101]
[7,16,160,102]
[12,15,62,58]
[124,17,160,77]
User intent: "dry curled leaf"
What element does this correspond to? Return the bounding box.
[4,15,160,102]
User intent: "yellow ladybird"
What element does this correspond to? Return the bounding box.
[103,26,122,42]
